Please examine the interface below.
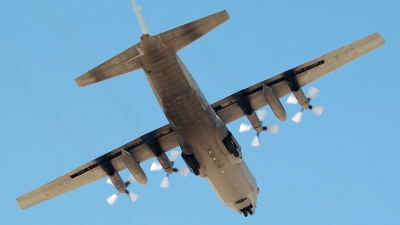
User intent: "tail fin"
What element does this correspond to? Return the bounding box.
[131,0,151,35]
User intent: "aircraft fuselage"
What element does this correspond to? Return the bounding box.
[138,34,258,214]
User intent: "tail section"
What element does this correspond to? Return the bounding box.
[75,3,229,87]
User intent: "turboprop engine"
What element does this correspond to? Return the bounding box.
[290,88,309,109]
[155,151,174,174]
[107,172,126,194]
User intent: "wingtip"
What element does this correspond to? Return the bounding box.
[75,80,85,87]
[74,77,92,87]
[16,198,26,210]
[221,10,230,21]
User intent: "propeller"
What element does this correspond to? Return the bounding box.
[150,151,189,188]
[286,87,324,123]
[239,110,279,147]
[106,175,139,205]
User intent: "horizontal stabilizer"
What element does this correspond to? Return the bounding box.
[75,45,142,87]
[159,10,229,52]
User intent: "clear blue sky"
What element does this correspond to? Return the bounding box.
[1,1,399,224]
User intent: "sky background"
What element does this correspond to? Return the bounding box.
[1,1,399,224]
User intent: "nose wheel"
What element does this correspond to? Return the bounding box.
[241,205,254,217]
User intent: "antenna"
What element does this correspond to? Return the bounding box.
[131,0,151,35]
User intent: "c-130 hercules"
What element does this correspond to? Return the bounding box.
[16,0,384,217]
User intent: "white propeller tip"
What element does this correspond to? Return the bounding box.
[150,161,162,171]
[286,94,298,104]
[251,136,260,147]
[256,110,268,121]
[308,87,319,99]
[160,177,169,188]
[127,175,136,183]
[106,194,118,205]
[311,106,324,116]
[177,168,190,177]
[239,123,252,133]
[106,178,113,185]
[169,150,181,163]
[291,111,303,123]
[266,125,279,134]
[128,192,139,203]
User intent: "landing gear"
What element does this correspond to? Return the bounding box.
[236,198,255,217]
[241,207,254,217]
[181,153,200,176]
[222,131,240,158]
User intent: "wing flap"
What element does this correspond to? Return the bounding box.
[16,124,178,209]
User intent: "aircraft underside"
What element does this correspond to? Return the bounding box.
[141,34,259,214]
[15,2,384,217]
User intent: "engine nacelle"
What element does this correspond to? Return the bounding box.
[293,88,309,109]
[108,172,126,194]
[156,151,174,174]
[284,69,309,109]
[121,150,148,185]
[245,111,263,133]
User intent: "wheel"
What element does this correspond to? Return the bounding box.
[193,167,200,176]
[232,149,239,158]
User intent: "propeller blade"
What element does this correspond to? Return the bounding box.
[127,192,139,203]
[106,178,113,185]
[176,168,189,177]
[265,125,279,134]
[125,175,136,188]
[256,110,267,121]
[286,94,298,104]
[307,87,319,99]
[291,111,303,123]
[239,123,252,133]
[251,136,260,147]
[150,161,163,171]
[160,176,169,188]
[106,194,118,205]
[169,151,180,163]
[127,175,135,183]
[311,106,324,116]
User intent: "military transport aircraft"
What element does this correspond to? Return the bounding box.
[16,0,385,217]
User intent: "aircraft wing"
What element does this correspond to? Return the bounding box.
[211,32,385,124]
[16,32,384,210]
[16,124,178,209]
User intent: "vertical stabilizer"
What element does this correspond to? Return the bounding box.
[131,0,151,35]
